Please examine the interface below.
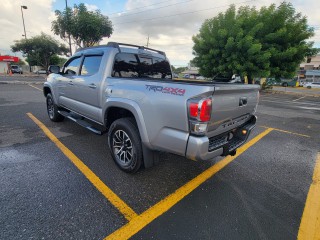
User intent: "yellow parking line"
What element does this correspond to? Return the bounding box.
[105,128,273,240]
[28,84,42,91]
[298,152,320,240]
[259,125,310,138]
[27,112,138,221]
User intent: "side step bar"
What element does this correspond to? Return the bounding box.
[58,110,103,135]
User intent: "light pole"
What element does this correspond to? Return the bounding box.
[20,5,31,72]
[65,0,72,55]
[21,6,27,39]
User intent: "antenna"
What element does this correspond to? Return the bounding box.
[146,35,150,47]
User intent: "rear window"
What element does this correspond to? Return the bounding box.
[112,53,172,79]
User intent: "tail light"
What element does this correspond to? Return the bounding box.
[188,97,212,135]
[188,97,212,122]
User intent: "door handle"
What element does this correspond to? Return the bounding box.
[68,81,74,85]
[88,83,97,89]
[239,97,248,106]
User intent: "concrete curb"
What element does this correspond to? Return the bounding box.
[263,89,320,98]
[0,81,44,85]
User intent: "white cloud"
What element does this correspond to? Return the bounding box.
[105,0,320,66]
[0,0,58,56]
[85,3,98,12]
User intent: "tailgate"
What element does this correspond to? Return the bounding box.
[207,84,259,136]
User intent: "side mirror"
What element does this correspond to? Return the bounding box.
[48,65,60,74]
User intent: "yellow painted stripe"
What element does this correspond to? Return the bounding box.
[260,125,310,138]
[28,84,42,91]
[105,128,273,240]
[298,152,320,240]
[27,112,138,221]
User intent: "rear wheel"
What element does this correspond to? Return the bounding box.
[282,82,288,87]
[108,118,143,173]
[307,86,311,89]
[46,93,64,122]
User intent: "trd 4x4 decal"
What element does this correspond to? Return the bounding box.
[146,85,186,96]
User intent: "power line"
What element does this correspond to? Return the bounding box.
[108,0,173,16]
[110,0,193,19]
[113,0,255,25]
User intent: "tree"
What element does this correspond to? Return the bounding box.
[52,3,113,48]
[50,55,67,67]
[192,2,318,83]
[11,33,68,69]
[171,65,188,74]
[17,59,26,65]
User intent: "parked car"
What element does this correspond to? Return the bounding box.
[183,74,190,79]
[196,76,205,80]
[34,69,47,74]
[281,78,298,87]
[44,42,259,173]
[10,65,23,74]
[305,82,320,89]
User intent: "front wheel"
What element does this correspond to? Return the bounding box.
[46,93,64,122]
[108,118,143,173]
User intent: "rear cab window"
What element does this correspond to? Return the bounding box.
[112,53,172,80]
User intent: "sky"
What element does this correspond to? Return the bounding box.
[0,0,319,67]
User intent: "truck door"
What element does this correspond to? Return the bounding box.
[56,56,82,109]
[71,54,103,122]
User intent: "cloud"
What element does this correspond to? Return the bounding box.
[104,0,320,66]
[0,0,57,56]
[85,3,98,12]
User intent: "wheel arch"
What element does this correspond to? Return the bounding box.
[103,100,158,169]
[103,99,150,147]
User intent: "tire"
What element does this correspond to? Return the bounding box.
[282,83,288,87]
[307,86,311,89]
[46,93,64,122]
[108,118,143,173]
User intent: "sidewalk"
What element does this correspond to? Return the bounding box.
[268,86,320,97]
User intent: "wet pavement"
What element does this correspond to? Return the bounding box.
[0,84,319,239]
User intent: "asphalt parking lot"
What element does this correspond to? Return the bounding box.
[1,83,319,239]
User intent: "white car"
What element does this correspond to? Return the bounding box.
[305,82,320,89]
[34,69,47,74]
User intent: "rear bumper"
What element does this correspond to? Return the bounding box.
[185,115,256,161]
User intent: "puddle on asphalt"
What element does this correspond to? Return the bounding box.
[0,148,39,164]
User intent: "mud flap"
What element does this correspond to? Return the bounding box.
[142,145,159,168]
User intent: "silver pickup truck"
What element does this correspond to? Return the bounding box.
[44,42,259,173]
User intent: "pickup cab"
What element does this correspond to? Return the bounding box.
[44,42,259,173]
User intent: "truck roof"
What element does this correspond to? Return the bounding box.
[75,42,166,59]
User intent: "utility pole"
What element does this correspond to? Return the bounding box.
[65,0,72,55]
[146,35,150,47]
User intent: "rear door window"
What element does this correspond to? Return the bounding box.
[112,53,139,78]
[80,56,102,76]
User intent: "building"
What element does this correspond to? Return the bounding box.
[298,55,320,83]
[181,67,200,78]
[300,54,320,70]
[0,55,20,73]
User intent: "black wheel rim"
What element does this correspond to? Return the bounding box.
[47,97,54,119]
[112,130,134,166]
